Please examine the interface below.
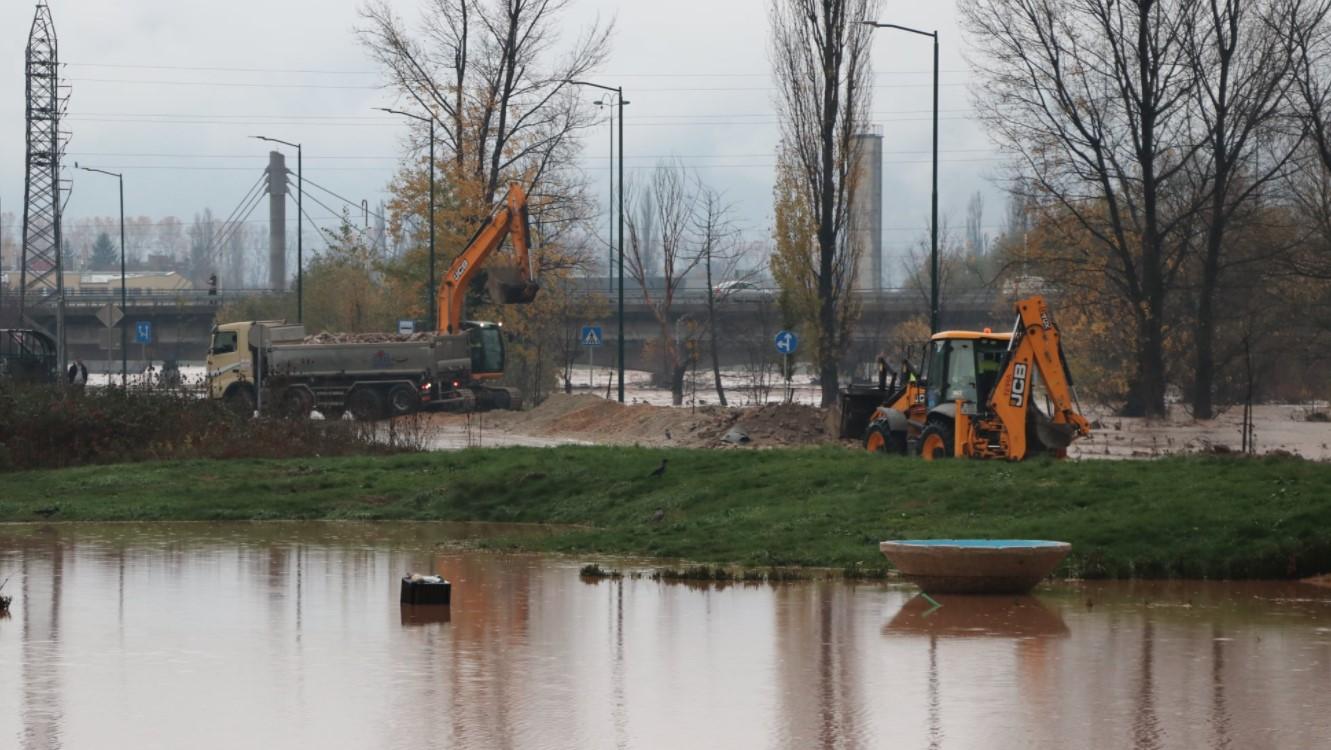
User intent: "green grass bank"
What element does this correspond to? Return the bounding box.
[3,447,1330,579]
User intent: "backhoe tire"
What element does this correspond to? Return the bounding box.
[864,423,905,455]
[348,388,385,422]
[918,421,955,461]
[387,384,418,417]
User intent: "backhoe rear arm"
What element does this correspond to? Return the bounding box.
[988,296,1091,459]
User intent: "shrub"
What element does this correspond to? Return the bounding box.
[0,383,407,472]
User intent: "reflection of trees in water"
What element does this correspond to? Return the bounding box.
[1132,618,1163,750]
[773,583,864,749]
[20,536,63,750]
[927,634,941,750]
[1211,624,1233,750]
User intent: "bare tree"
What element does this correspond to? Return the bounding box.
[1183,0,1308,418]
[695,185,743,406]
[769,0,878,407]
[625,161,705,405]
[962,0,1207,417]
[359,0,610,206]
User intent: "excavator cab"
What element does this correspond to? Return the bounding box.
[462,321,506,377]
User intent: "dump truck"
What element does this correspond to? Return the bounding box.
[205,319,516,419]
[840,295,1091,460]
[207,182,539,419]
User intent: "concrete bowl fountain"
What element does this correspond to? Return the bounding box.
[879,539,1071,594]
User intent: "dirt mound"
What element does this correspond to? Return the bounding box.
[493,393,835,448]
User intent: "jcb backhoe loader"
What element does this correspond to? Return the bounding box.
[845,295,1091,460]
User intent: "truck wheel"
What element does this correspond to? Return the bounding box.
[387,385,418,416]
[864,423,905,455]
[347,388,385,422]
[918,422,955,461]
[279,387,313,418]
[224,386,255,416]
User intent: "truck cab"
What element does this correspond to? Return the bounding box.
[206,321,304,409]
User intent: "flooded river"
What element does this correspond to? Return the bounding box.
[1,524,1329,749]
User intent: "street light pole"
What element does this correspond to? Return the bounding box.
[376,108,438,327]
[595,97,614,296]
[862,21,940,333]
[252,136,303,323]
[76,164,128,386]
[568,79,629,402]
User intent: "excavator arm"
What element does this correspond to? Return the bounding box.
[436,182,540,334]
[986,296,1091,459]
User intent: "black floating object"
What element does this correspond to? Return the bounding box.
[400,574,451,606]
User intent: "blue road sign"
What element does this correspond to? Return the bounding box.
[775,329,798,355]
[135,321,153,345]
[580,325,604,347]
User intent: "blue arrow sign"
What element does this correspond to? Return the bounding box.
[775,329,798,355]
[135,321,153,345]
[580,325,604,347]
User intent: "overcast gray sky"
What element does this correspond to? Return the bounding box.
[0,0,1003,284]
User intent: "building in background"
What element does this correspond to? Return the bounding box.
[849,130,883,293]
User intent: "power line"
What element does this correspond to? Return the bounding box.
[67,77,968,92]
[295,174,388,224]
[64,61,970,77]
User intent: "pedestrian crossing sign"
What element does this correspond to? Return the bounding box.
[580,325,604,347]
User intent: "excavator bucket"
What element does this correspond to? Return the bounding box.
[487,267,541,305]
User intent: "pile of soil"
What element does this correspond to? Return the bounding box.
[303,331,436,344]
[466,393,836,449]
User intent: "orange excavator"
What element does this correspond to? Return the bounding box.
[431,182,540,410]
[437,182,540,335]
[843,295,1091,460]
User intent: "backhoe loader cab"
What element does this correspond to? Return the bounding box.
[854,296,1091,461]
[919,332,1012,413]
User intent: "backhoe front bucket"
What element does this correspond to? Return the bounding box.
[487,267,540,305]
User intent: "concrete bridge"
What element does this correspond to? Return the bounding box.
[1,286,1006,372]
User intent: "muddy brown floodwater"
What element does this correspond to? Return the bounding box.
[1,524,1329,749]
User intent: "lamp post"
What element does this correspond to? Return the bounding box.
[594,96,615,296]
[862,20,940,333]
[568,79,628,402]
[252,136,303,323]
[377,108,437,327]
[75,163,128,386]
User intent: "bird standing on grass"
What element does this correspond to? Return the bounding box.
[649,459,668,478]
[33,506,60,519]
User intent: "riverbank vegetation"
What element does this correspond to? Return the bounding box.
[3,447,1329,580]
[0,384,405,472]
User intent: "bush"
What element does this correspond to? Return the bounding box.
[0,384,406,472]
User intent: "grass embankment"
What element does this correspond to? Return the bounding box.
[4,447,1330,579]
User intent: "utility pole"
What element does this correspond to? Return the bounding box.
[861,20,941,332]
[76,164,127,386]
[253,136,302,322]
[568,80,630,402]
